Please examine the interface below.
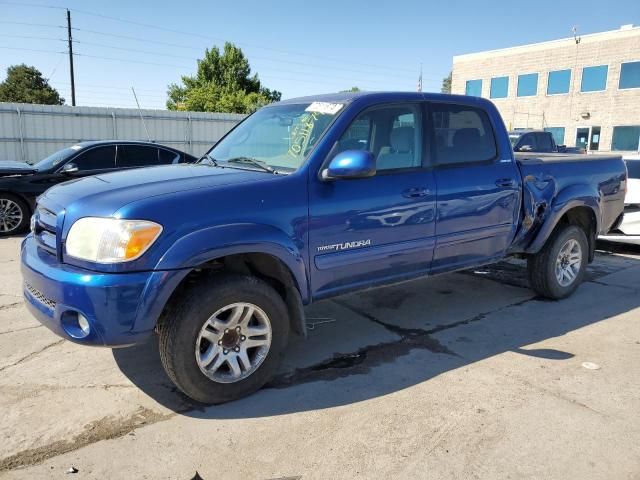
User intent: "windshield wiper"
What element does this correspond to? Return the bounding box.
[226,157,276,174]
[198,153,219,167]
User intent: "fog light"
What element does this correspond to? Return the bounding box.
[61,311,91,339]
[77,314,91,336]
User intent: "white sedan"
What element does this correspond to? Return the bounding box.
[600,156,640,245]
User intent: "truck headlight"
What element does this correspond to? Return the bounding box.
[66,217,163,263]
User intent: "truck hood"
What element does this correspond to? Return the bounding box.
[0,161,37,176]
[41,164,271,215]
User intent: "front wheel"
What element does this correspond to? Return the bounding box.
[527,224,588,299]
[159,274,290,404]
[0,193,29,236]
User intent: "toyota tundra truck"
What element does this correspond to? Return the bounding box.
[21,92,627,404]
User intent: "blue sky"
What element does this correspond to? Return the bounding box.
[1,0,638,109]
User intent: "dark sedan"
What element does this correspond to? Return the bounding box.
[0,140,197,235]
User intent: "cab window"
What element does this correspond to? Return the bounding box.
[334,104,423,171]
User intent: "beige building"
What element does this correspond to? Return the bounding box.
[451,25,640,153]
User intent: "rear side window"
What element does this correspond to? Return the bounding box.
[72,146,116,171]
[158,148,180,164]
[432,103,497,165]
[536,133,553,152]
[117,145,159,167]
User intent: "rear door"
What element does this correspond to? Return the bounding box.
[430,101,521,273]
[308,102,437,298]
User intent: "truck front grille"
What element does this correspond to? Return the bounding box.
[34,206,58,254]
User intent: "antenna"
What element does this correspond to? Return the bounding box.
[572,26,581,45]
[131,87,151,142]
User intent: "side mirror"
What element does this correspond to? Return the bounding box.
[61,162,79,174]
[518,145,533,152]
[322,150,376,181]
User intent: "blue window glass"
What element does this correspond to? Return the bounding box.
[465,79,482,97]
[547,69,571,95]
[611,126,640,151]
[544,127,565,145]
[581,65,608,92]
[490,76,509,98]
[619,61,640,89]
[517,73,538,97]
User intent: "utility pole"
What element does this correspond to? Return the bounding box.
[66,9,76,106]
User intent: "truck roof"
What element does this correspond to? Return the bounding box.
[275,91,488,106]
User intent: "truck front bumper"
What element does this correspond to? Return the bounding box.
[21,235,188,347]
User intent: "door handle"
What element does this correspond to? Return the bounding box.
[495,178,515,188]
[403,187,430,198]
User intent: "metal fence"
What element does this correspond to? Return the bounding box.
[0,102,245,164]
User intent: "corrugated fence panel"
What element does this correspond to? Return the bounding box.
[0,103,244,163]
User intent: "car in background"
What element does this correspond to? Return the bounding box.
[509,130,586,154]
[600,156,640,245]
[0,141,197,236]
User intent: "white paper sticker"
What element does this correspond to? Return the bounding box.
[70,145,83,151]
[305,102,344,115]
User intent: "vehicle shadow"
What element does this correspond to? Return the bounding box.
[113,252,640,419]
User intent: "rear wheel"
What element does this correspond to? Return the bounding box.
[159,274,289,404]
[0,193,29,236]
[527,224,588,299]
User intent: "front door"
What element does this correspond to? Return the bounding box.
[430,101,521,273]
[308,102,437,298]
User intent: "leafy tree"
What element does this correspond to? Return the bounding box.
[167,43,281,114]
[341,86,361,92]
[441,72,452,94]
[0,64,64,105]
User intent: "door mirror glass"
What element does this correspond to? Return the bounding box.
[61,162,79,174]
[322,150,376,180]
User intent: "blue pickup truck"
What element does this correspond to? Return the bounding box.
[21,92,626,403]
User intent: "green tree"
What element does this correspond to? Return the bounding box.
[341,86,361,92]
[441,72,452,94]
[0,64,64,105]
[167,43,281,114]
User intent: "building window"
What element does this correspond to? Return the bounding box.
[490,76,509,99]
[547,69,571,95]
[517,73,538,97]
[465,79,482,97]
[581,65,608,92]
[544,127,565,145]
[619,61,640,89]
[611,126,640,151]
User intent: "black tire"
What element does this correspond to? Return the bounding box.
[0,193,30,236]
[158,274,290,404]
[527,224,588,300]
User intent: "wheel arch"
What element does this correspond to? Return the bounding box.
[527,201,599,262]
[154,224,309,337]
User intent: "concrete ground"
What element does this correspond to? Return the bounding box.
[1,236,639,479]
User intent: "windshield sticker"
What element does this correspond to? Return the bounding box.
[305,102,344,115]
[70,145,83,151]
[288,111,319,157]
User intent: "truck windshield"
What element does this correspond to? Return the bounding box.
[509,135,521,147]
[205,102,343,173]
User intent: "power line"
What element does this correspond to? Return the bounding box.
[0,33,64,42]
[69,7,440,77]
[0,45,65,54]
[0,20,64,29]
